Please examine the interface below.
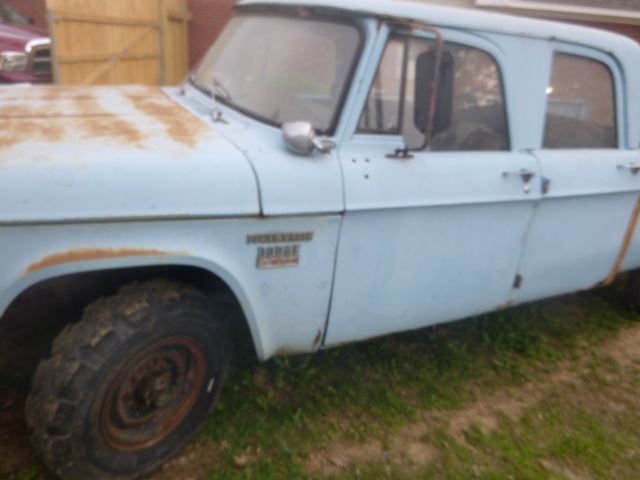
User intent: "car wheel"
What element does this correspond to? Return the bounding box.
[25,279,231,480]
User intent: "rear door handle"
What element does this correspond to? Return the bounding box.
[617,163,640,175]
[502,168,537,194]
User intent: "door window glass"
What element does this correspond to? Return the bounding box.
[543,53,617,149]
[358,34,509,151]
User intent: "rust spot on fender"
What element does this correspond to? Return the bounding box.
[26,248,166,274]
[602,194,640,287]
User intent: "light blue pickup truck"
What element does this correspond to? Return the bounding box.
[2,0,640,478]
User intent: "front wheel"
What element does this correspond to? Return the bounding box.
[26,279,231,480]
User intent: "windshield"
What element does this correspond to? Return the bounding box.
[0,3,28,24]
[191,12,362,134]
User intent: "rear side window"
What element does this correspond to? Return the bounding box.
[357,35,509,151]
[543,53,617,149]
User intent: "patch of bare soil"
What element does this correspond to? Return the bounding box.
[445,365,580,445]
[307,414,438,477]
[601,325,640,369]
[304,325,640,477]
[539,458,592,480]
[144,440,225,480]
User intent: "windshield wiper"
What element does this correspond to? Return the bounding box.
[210,76,232,102]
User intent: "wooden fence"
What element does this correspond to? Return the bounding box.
[46,0,191,85]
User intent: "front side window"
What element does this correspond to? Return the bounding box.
[358,34,509,152]
[543,53,617,149]
[191,12,361,134]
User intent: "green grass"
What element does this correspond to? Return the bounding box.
[16,466,41,480]
[194,289,640,479]
[7,289,640,479]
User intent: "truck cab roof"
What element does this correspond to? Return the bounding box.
[238,0,640,55]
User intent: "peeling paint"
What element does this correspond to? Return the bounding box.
[25,248,166,274]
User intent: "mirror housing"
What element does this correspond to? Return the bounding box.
[414,50,454,137]
[282,122,335,156]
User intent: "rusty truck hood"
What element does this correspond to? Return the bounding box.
[0,85,260,222]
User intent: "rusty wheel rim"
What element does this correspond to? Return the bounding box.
[100,336,207,452]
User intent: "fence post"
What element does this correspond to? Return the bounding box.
[158,0,168,85]
[46,9,60,84]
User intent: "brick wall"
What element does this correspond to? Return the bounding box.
[187,0,236,67]
[4,0,47,28]
[578,21,640,45]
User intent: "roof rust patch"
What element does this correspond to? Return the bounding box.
[0,119,65,150]
[0,88,147,150]
[26,248,166,274]
[126,89,210,149]
[83,116,146,146]
[0,86,208,152]
[75,93,146,147]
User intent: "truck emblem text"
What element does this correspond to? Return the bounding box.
[246,232,314,245]
[247,232,313,269]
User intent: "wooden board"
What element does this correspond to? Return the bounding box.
[46,0,191,85]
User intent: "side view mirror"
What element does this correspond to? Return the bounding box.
[414,50,454,137]
[282,122,335,156]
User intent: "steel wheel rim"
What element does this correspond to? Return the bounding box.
[100,336,207,452]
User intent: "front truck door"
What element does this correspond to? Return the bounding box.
[511,47,640,304]
[325,28,540,345]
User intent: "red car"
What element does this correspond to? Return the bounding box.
[0,2,51,83]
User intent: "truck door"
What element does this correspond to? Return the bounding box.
[325,27,540,345]
[510,46,640,304]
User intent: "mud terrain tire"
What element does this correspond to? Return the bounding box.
[25,279,231,480]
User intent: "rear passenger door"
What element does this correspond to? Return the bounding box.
[325,27,539,345]
[511,46,640,303]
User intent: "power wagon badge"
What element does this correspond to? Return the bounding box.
[246,232,314,269]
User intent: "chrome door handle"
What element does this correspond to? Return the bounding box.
[502,168,536,194]
[617,163,640,175]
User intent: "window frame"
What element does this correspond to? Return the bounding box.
[357,35,409,136]
[353,25,512,152]
[542,44,624,150]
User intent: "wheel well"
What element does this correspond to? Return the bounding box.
[0,265,257,370]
